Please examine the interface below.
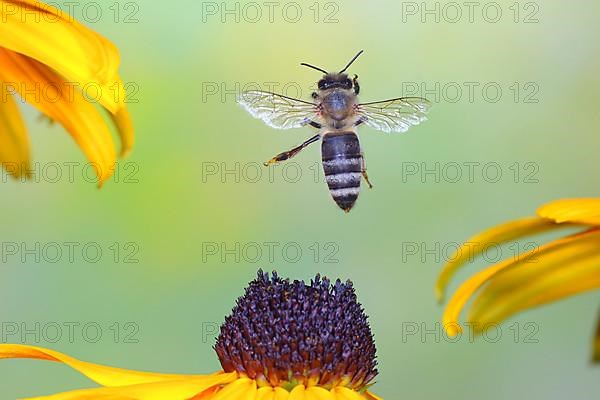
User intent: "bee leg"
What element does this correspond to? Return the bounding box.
[264,134,321,167]
[353,74,360,95]
[361,155,373,189]
[362,170,373,189]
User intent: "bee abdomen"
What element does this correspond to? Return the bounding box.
[321,132,362,212]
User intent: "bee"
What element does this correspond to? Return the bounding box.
[238,50,431,212]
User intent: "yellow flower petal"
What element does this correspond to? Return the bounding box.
[0,91,30,178]
[110,107,135,157]
[306,386,334,400]
[436,217,562,302]
[189,386,220,400]
[0,48,117,184]
[209,378,257,400]
[0,0,125,113]
[256,387,276,400]
[289,385,306,400]
[274,387,292,400]
[537,198,600,225]
[0,344,231,386]
[467,229,600,328]
[23,375,238,400]
[255,387,292,400]
[26,393,133,400]
[441,229,599,336]
[364,391,383,400]
[330,387,364,400]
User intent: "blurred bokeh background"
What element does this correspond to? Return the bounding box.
[1,0,599,398]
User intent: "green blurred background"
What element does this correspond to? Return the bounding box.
[1,0,600,398]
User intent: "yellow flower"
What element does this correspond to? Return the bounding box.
[0,0,134,184]
[436,198,600,360]
[0,271,383,399]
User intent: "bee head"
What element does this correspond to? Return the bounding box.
[301,50,364,91]
[318,73,353,91]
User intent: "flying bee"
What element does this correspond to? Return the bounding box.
[238,50,431,212]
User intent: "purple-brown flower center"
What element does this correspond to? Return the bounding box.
[214,270,378,390]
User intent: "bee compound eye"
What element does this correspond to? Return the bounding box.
[318,80,326,89]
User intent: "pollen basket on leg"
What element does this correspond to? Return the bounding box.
[214,270,378,391]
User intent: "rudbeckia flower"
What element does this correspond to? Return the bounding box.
[0,270,383,399]
[436,198,600,361]
[0,0,133,184]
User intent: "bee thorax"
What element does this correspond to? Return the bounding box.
[322,90,354,121]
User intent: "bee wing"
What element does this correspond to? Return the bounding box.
[356,97,431,133]
[238,90,319,130]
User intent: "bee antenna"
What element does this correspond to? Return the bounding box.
[300,62,329,75]
[339,50,364,74]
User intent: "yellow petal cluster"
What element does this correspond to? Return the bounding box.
[437,198,600,360]
[0,0,133,184]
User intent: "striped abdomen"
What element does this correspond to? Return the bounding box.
[321,131,362,212]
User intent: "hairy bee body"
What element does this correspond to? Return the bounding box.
[317,84,364,211]
[321,131,363,212]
